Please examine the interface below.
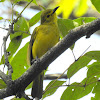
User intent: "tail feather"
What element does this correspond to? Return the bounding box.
[31,73,44,99]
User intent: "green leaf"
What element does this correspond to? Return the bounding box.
[58,17,96,35]
[74,0,88,17]
[61,82,78,100]
[11,42,29,80]
[61,77,97,100]
[58,19,75,50]
[73,17,96,27]
[57,19,75,37]
[0,17,3,20]
[87,62,100,78]
[32,0,37,5]
[13,0,37,4]
[85,51,100,62]
[24,0,37,4]
[77,77,97,99]
[29,11,42,27]
[12,17,29,40]
[92,82,100,100]
[26,82,32,90]
[57,0,77,18]
[91,0,100,12]
[57,17,96,49]
[0,0,5,2]
[0,36,22,65]
[67,50,100,78]
[12,0,20,4]
[43,80,65,99]
[0,79,7,89]
[11,97,26,100]
[67,55,91,78]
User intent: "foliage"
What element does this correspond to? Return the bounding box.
[49,0,93,18]
[61,77,97,100]
[29,11,42,27]
[43,80,65,99]
[91,0,100,13]
[0,0,100,100]
[11,0,37,4]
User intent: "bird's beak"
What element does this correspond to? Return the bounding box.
[52,6,59,14]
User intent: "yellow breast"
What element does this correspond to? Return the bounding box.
[32,24,59,58]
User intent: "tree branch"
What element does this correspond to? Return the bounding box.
[0,18,100,99]
[0,70,9,84]
[44,74,67,80]
[3,24,13,79]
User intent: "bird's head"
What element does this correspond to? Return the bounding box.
[41,6,59,24]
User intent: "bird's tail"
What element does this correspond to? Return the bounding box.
[31,72,44,99]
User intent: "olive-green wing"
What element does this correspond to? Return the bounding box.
[27,27,38,66]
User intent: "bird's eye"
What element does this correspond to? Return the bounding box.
[47,15,50,18]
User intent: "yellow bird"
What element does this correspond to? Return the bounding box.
[27,6,60,99]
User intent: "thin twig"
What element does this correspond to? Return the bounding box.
[81,45,91,56]
[71,50,76,61]
[77,45,91,61]
[22,92,32,100]
[43,65,70,94]
[44,74,67,80]
[1,43,4,65]
[48,84,84,90]
[11,3,14,23]
[0,27,8,30]
[0,70,8,84]
[15,0,34,22]
[86,80,98,86]
[3,25,13,79]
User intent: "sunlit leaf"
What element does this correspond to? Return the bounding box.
[73,17,96,27]
[0,37,22,64]
[91,0,100,12]
[61,77,97,100]
[56,0,78,18]
[58,19,75,37]
[67,51,100,78]
[12,0,37,4]
[0,0,5,2]
[32,0,37,5]
[26,82,32,90]
[0,17,3,20]
[29,11,42,27]
[77,77,97,99]
[67,55,90,78]
[58,17,96,38]
[85,51,100,62]
[12,17,29,40]
[74,0,88,17]
[87,62,100,78]
[11,42,29,80]
[24,0,37,4]
[58,17,96,50]
[43,80,65,99]
[92,82,100,100]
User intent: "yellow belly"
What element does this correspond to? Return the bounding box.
[32,25,59,58]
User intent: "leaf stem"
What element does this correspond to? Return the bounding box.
[15,0,34,22]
